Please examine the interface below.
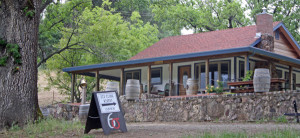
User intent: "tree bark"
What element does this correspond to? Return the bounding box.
[0,0,41,130]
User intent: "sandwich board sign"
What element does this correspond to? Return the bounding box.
[84,91,127,135]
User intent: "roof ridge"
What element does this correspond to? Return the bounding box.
[164,21,281,40]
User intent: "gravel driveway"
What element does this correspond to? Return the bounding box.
[86,122,300,138]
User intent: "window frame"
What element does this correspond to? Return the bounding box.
[151,67,163,85]
[124,69,141,83]
[239,61,245,80]
[194,60,231,90]
[275,29,280,40]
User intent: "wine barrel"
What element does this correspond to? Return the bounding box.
[253,68,271,92]
[186,78,198,95]
[125,79,140,100]
[105,81,119,94]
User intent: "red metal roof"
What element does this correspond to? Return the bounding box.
[130,22,281,60]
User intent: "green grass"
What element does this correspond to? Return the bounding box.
[183,129,300,138]
[1,117,87,138]
[1,118,299,138]
[275,115,288,123]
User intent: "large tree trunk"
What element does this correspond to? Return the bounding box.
[0,0,41,130]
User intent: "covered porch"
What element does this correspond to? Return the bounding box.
[63,46,300,102]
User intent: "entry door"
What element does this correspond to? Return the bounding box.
[178,66,191,95]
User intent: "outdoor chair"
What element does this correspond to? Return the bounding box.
[158,83,169,96]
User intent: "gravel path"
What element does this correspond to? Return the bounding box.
[86,122,300,138]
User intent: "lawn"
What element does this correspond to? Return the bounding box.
[1,118,300,138]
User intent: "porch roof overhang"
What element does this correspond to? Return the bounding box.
[63,45,300,75]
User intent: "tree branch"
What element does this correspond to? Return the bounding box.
[39,19,64,34]
[40,0,53,12]
[37,41,81,67]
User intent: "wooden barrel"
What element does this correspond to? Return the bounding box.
[253,68,271,92]
[105,81,119,94]
[79,104,90,123]
[125,79,140,100]
[186,78,198,95]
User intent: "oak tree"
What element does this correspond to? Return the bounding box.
[0,0,51,130]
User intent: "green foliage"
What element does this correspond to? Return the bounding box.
[38,0,92,67]
[43,1,158,102]
[0,56,8,66]
[93,0,154,24]
[77,6,158,61]
[6,44,22,64]
[275,115,288,123]
[242,70,253,81]
[0,38,6,46]
[23,7,35,17]
[205,80,224,94]
[151,0,250,35]
[9,122,21,132]
[0,40,21,66]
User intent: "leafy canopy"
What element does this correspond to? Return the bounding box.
[151,0,250,35]
[44,0,159,102]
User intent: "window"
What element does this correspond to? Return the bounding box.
[275,30,280,40]
[125,70,141,83]
[209,64,218,87]
[195,64,206,89]
[195,61,230,89]
[276,69,282,78]
[239,60,251,80]
[151,67,162,84]
[239,61,244,80]
[221,63,229,88]
[285,72,296,90]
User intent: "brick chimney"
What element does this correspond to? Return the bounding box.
[256,8,274,52]
[256,8,273,35]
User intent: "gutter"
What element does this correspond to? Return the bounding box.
[62,46,252,73]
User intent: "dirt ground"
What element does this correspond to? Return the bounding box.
[38,71,67,107]
[81,122,300,138]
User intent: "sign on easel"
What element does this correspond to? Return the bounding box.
[84,91,127,135]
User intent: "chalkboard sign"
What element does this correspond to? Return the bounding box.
[84,91,127,135]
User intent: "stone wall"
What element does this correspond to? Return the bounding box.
[120,91,300,122]
[41,103,79,121]
[44,91,300,123]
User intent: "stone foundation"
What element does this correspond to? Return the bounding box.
[121,91,300,122]
[44,91,300,123]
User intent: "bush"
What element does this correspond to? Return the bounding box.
[205,80,224,94]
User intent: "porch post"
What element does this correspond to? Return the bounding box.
[95,70,100,91]
[147,65,151,94]
[169,63,173,96]
[289,66,293,90]
[71,73,75,103]
[120,68,124,95]
[244,55,249,78]
[205,59,209,87]
[218,63,221,81]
